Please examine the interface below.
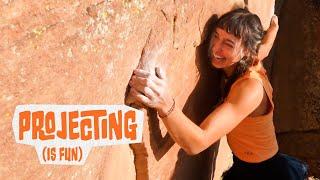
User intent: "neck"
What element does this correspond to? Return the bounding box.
[223,64,236,78]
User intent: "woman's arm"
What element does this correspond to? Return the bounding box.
[256,15,279,61]
[129,68,264,155]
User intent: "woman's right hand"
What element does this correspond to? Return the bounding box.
[128,67,174,117]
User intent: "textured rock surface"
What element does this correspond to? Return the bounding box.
[0,0,241,179]
[246,0,275,30]
[273,0,320,133]
[0,0,307,179]
[272,0,320,176]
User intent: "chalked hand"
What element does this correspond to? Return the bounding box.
[129,67,174,117]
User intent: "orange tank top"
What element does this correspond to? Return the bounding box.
[226,63,279,163]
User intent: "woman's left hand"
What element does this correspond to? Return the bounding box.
[256,15,279,62]
[129,67,174,117]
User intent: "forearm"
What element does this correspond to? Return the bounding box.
[258,22,279,60]
[129,68,211,154]
[160,107,208,155]
[262,26,278,47]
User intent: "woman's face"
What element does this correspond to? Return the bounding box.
[209,28,246,69]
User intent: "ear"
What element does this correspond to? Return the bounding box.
[239,48,249,60]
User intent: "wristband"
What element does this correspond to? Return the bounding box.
[159,98,175,118]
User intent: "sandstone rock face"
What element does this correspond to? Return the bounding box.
[0,0,294,179]
[271,0,320,176]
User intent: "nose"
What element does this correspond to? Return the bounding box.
[211,41,223,56]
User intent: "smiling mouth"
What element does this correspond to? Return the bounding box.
[213,54,226,61]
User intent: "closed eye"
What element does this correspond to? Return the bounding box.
[224,42,234,48]
[224,39,235,48]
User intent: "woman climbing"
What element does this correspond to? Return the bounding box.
[128,8,308,180]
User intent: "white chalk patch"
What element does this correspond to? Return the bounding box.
[67,48,73,58]
[81,45,89,53]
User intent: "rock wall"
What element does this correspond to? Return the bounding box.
[271,0,320,177]
[2,0,312,179]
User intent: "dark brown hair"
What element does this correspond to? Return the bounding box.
[208,8,265,97]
